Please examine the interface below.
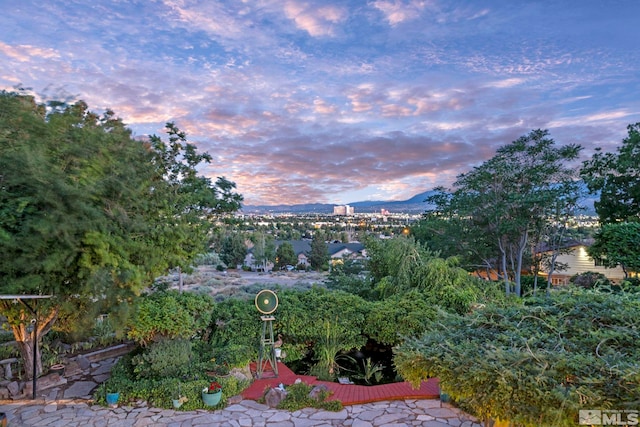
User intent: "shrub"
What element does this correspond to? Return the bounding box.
[570,271,611,289]
[275,382,342,412]
[96,349,250,410]
[208,298,261,367]
[194,251,225,267]
[127,290,215,345]
[364,291,437,346]
[277,287,369,363]
[394,288,640,426]
[131,339,193,380]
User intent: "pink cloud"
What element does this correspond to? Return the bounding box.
[283,1,347,36]
[0,42,60,62]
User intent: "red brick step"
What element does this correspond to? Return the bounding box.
[242,361,440,405]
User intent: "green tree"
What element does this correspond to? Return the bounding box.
[364,236,497,313]
[0,92,241,377]
[220,233,247,268]
[275,242,297,269]
[428,129,582,296]
[588,222,640,278]
[309,232,329,270]
[146,122,243,274]
[365,236,435,298]
[250,232,275,271]
[529,190,584,296]
[581,123,640,223]
[411,214,496,277]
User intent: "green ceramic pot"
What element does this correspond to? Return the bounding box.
[201,389,222,406]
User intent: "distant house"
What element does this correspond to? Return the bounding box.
[327,242,367,261]
[538,244,627,285]
[244,240,366,271]
[278,240,366,263]
[243,251,274,272]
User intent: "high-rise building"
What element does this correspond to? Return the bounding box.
[333,205,354,215]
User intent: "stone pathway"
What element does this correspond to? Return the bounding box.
[0,349,483,426]
[1,397,482,426]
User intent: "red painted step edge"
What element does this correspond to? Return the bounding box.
[242,362,440,406]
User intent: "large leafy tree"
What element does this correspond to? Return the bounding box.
[428,130,582,296]
[587,222,640,278]
[0,92,242,377]
[581,123,640,223]
[364,236,496,313]
[411,213,496,277]
[220,232,247,268]
[275,241,297,269]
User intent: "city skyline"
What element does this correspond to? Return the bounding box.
[1,1,638,205]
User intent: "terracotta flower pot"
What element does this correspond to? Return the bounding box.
[49,364,65,376]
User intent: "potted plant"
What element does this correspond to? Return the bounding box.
[173,383,188,409]
[201,380,223,406]
[173,395,188,409]
[105,378,123,408]
[106,390,120,408]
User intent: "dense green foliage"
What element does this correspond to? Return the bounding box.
[394,288,640,426]
[364,292,437,346]
[325,259,373,299]
[309,232,329,270]
[275,241,297,269]
[96,348,250,410]
[425,129,582,297]
[208,297,263,367]
[569,271,612,289]
[365,236,500,313]
[588,222,640,277]
[0,92,241,376]
[131,339,194,379]
[207,287,370,380]
[127,291,215,346]
[275,382,342,412]
[581,122,640,223]
[220,233,247,268]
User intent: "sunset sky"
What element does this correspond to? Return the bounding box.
[1,1,638,206]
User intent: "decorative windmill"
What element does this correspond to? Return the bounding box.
[255,289,279,378]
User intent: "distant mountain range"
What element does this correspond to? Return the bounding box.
[241,190,438,214]
[242,187,598,216]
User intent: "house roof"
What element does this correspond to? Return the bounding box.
[274,240,365,257]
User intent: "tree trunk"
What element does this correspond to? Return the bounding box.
[5,305,58,380]
[514,231,528,298]
[546,251,559,297]
[498,238,510,295]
